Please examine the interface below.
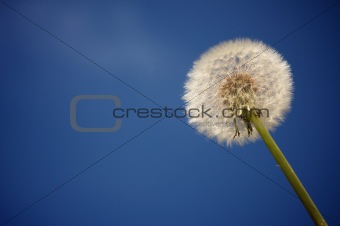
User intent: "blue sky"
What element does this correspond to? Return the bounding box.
[1,0,340,225]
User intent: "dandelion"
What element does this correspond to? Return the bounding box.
[183,38,327,225]
[183,39,292,146]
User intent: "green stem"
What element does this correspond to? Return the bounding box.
[247,112,327,226]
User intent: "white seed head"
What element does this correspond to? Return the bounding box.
[182,38,293,146]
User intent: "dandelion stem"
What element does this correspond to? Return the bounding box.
[248,112,327,226]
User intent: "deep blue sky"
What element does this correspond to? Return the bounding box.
[1,0,340,225]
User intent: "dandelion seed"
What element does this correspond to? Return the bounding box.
[183,38,293,146]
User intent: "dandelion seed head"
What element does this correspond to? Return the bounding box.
[182,38,293,146]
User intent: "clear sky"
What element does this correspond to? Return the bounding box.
[1,0,340,225]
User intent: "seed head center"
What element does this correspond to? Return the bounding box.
[219,73,258,109]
